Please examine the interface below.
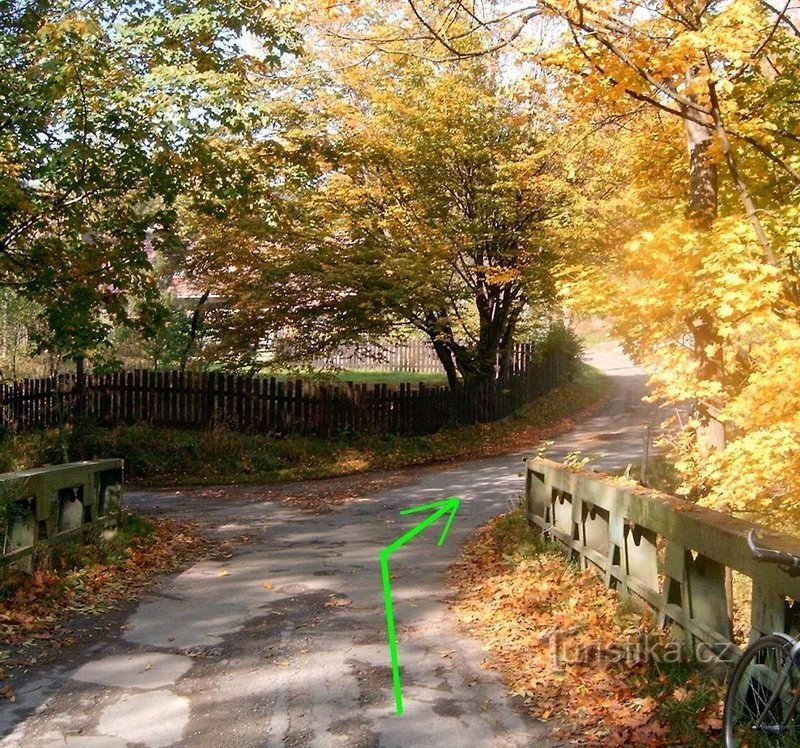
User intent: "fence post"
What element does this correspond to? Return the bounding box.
[75,357,86,420]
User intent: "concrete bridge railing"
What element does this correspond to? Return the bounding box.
[0,459,123,574]
[525,458,800,657]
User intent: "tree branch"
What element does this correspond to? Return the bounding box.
[406,0,542,57]
[759,0,800,38]
[730,130,800,184]
[705,69,778,266]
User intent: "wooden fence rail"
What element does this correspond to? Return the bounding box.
[0,353,570,437]
[525,458,800,657]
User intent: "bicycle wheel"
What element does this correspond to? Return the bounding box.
[725,634,800,747]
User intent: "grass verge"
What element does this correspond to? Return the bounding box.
[0,363,608,487]
[325,369,448,385]
[448,505,724,747]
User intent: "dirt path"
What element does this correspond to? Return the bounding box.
[0,345,661,748]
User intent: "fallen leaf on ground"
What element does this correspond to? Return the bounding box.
[0,518,216,682]
[323,598,352,608]
[448,510,724,746]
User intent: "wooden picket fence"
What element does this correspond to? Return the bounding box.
[0,352,570,437]
[311,340,443,373]
[310,340,543,374]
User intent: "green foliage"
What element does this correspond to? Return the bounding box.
[636,651,723,748]
[0,489,32,553]
[513,362,608,427]
[0,0,300,363]
[535,322,584,362]
[492,503,556,560]
[112,295,198,370]
[0,289,47,379]
[51,511,155,571]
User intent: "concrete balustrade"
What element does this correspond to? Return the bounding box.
[525,457,800,657]
[0,459,123,574]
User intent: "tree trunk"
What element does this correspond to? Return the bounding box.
[682,69,724,383]
[423,287,524,392]
[705,78,778,267]
[180,290,210,371]
[431,336,461,390]
[683,116,718,227]
[496,306,522,380]
[423,311,461,389]
[682,69,718,227]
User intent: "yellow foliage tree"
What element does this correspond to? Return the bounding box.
[396,1,800,529]
[185,44,583,387]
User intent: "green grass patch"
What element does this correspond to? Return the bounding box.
[0,363,608,487]
[491,502,555,559]
[636,655,722,747]
[48,511,156,574]
[254,369,447,385]
[325,370,448,385]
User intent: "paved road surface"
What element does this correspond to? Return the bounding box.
[0,345,662,748]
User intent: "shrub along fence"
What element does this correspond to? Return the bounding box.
[0,352,571,437]
[525,457,800,657]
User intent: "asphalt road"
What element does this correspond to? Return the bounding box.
[0,344,662,748]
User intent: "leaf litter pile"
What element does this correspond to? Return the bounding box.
[448,507,724,746]
[0,514,214,701]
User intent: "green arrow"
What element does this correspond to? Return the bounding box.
[379,496,461,716]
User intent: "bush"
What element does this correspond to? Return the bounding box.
[536,321,584,361]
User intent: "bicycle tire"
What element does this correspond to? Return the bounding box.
[724,634,800,747]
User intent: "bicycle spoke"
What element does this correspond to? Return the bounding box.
[726,638,800,747]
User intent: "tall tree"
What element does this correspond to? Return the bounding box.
[189,56,575,388]
[390,0,800,527]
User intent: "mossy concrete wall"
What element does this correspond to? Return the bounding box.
[0,459,123,574]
